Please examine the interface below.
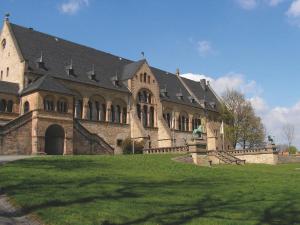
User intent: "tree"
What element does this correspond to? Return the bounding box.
[288,146,298,155]
[282,123,295,148]
[221,89,265,149]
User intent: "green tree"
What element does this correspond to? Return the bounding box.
[122,138,145,154]
[288,146,298,155]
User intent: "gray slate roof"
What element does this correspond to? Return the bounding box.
[21,75,74,96]
[0,81,19,95]
[10,22,221,110]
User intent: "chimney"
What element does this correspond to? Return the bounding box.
[176,68,180,76]
[200,79,207,90]
[4,13,10,21]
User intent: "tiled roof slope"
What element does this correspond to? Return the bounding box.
[21,75,74,96]
[9,22,221,110]
[0,81,19,95]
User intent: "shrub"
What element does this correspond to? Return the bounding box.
[122,137,145,154]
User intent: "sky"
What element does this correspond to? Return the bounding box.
[1,0,300,148]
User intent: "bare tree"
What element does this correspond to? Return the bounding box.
[282,123,295,148]
[221,89,265,149]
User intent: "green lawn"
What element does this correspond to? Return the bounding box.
[0,155,299,225]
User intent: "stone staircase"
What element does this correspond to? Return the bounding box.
[0,112,33,135]
[215,151,245,165]
[73,119,114,154]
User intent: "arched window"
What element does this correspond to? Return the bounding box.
[6,67,9,77]
[6,100,13,113]
[140,74,143,82]
[150,106,154,127]
[143,105,148,127]
[1,39,6,49]
[95,101,100,121]
[111,105,115,122]
[116,105,121,123]
[122,107,127,124]
[74,99,83,118]
[137,104,141,119]
[0,99,6,112]
[44,97,54,111]
[143,73,147,82]
[24,101,30,113]
[166,113,171,128]
[57,99,68,113]
[102,104,106,121]
[88,101,93,120]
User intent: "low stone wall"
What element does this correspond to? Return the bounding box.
[228,147,278,165]
[278,155,300,164]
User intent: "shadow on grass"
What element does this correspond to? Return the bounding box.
[0,157,299,225]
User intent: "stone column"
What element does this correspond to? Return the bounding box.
[120,108,123,124]
[147,105,150,127]
[189,114,193,131]
[106,101,112,122]
[82,97,89,119]
[174,112,180,130]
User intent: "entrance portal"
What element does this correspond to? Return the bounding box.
[45,124,65,155]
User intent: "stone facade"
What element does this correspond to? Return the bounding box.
[0,19,229,155]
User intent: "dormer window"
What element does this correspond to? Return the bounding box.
[188,96,195,103]
[160,87,168,97]
[1,39,6,49]
[36,52,45,69]
[66,60,75,76]
[176,91,183,100]
[111,74,119,87]
[87,66,98,82]
[210,102,216,109]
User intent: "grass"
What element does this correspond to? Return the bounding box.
[0,155,299,225]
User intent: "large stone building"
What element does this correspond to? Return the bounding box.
[0,17,227,155]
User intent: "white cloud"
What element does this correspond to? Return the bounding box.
[181,72,300,148]
[197,40,215,57]
[59,0,89,15]
[181,72,261,96]
[236,0,285,9]
[262,101,300,147]
[287,0,300,17]
[236,0,258,10]
[267,0,285,6]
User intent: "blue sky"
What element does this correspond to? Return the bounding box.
[2,0,300,146]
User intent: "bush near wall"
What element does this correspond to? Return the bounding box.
[122,137,145,154]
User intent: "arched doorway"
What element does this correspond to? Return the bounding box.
[45,124,65,155]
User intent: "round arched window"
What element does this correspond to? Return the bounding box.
[1,39,6,49]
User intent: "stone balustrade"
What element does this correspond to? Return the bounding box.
[143,145,189,154]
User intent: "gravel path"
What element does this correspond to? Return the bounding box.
[0,155,43,225]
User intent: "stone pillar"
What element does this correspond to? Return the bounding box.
[82,97,89,119]
[174,112,180,130]
[120,108,123,123]
[106,101,112,122]
[147,105,150,127]
[189,114,193,131]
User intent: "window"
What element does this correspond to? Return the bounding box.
[0,99,6,112]
[140,74,143,82]
[44,97,54,111]
[111,105,115,122]
[1,39,6,49]
[74,99,83,118]
[6,67,9,77]
[122,107,127,124]
[57,99,68,113]
[24,101,30,113]
[143,73,147,82]
[6,100,13,112]
[88,101,93,120]
[116,105,121,123]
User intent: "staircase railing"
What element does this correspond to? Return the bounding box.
[74,119,114,154]
[215,151,246,165]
